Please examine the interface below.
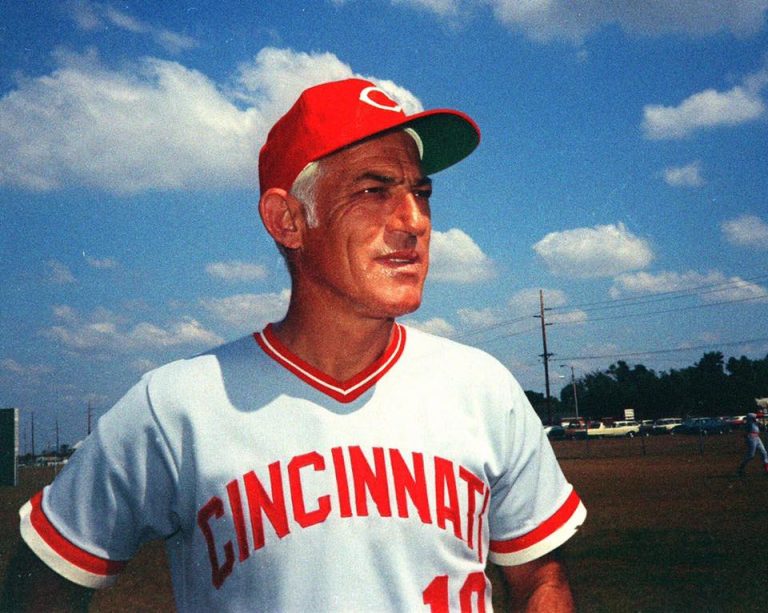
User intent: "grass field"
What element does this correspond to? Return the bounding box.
[2,432,766,611]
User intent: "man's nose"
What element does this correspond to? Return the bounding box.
[389,192,430,236]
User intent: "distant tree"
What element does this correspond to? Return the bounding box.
[657,369,691,417]
[687,352,730,414]
[604,361,664,420]
[727,354,768,411]
[554,352,768,422]
[524,390,562,424]
[575,370,622,419]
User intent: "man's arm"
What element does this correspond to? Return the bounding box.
[500,551,574,613]
[1,540,94,612]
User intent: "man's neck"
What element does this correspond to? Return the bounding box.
[271,305,396,383]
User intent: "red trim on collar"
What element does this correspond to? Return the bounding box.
[253,323,406,403]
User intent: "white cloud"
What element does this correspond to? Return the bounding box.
[643,84,765,140]
[0,50,258,193]
[663,161,704,188]
[52,304,79,322]
[549,309,589,325]
[206,261,269,283]
[71,0,102,30]
[403,317,456,337]
[457,287,585,330]
[610,270,768,303]
[0,47,421,195]
[429,228,495,283]
[457,307,504,328]
[45,259,76,284]
[201,290,291,329]
[474,1,768,43]
[86,255,118,269]
[393,0,461,17]
[721,214,768,249]
[70,1,197,53]
[533,223,653,278]
[42,307,223,351]
[0,358,52,377]
[131,358,158,374]
[508,288,567,313]
[507,288,586,325]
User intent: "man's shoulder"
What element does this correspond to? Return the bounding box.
[143,334,260,389]
[400,324,508,374]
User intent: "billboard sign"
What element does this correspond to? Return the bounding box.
[0,408,19,486]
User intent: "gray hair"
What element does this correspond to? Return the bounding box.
[289,160,323,229]
[272,160,323,265]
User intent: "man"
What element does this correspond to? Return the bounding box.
[6,78,585,611]
[737,412,768,476]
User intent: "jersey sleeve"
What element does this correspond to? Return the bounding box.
[487,379,586,566]
[19,374,180,588]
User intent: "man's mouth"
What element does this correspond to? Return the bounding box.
[376,250,422,268]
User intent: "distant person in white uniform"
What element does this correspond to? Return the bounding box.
[737,412,768,476]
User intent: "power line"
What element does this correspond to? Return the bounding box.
[553,293,768,327]
[458,292,766,350]
[549,271,768,313]
[448,271,768,348]
[556,336,768,363]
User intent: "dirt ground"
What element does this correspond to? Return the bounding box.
[2,431,765,611]
[554,433,768,612]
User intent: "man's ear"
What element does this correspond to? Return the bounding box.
[258,188,304,250]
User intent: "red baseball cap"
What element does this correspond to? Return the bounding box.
[258,78,480,193]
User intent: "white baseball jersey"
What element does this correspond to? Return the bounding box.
[20,324,586,612]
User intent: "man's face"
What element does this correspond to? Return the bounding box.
[295,130,432,321]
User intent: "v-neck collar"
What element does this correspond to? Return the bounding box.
[253,323,406,403]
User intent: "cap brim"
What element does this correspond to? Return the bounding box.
[402,110,480,176]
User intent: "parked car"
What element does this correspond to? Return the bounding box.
[587,420,641,438]
[725,415,747,428]
[564,421,593,440]
[560,417,585,429]
[639,420,654,436]
[650,417,682,435]
[543,425,566,440]
[673,417,730,435]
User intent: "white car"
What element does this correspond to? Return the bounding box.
[587,420,641,438]
[650,417,682,435]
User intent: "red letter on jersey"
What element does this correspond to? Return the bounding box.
[243,462,290,550]
[288,452,332,528]
[389,449,432,524]
[226,479,250,562]
[331,446,353,518]
[458,467,486,551]
[349,446,392,517]
[434,457,462,540]
[197,496,234,589]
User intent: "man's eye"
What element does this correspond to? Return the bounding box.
[361,186,386,196]
[415,190,432,200]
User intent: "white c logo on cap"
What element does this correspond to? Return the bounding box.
[359,86,402,113]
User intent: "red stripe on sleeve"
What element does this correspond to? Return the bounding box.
[490,489,582,554]
[28,490,128,576]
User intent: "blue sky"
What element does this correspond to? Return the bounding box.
[2,0,767,448]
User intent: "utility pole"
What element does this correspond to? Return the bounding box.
[55,418,60,456]
[535,290,554,424]
[87,401,92,436]
[31,411,35,459]
[569,365,579,420]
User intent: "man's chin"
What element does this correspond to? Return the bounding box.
[387,299,422,319]
[360,287,424,320]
